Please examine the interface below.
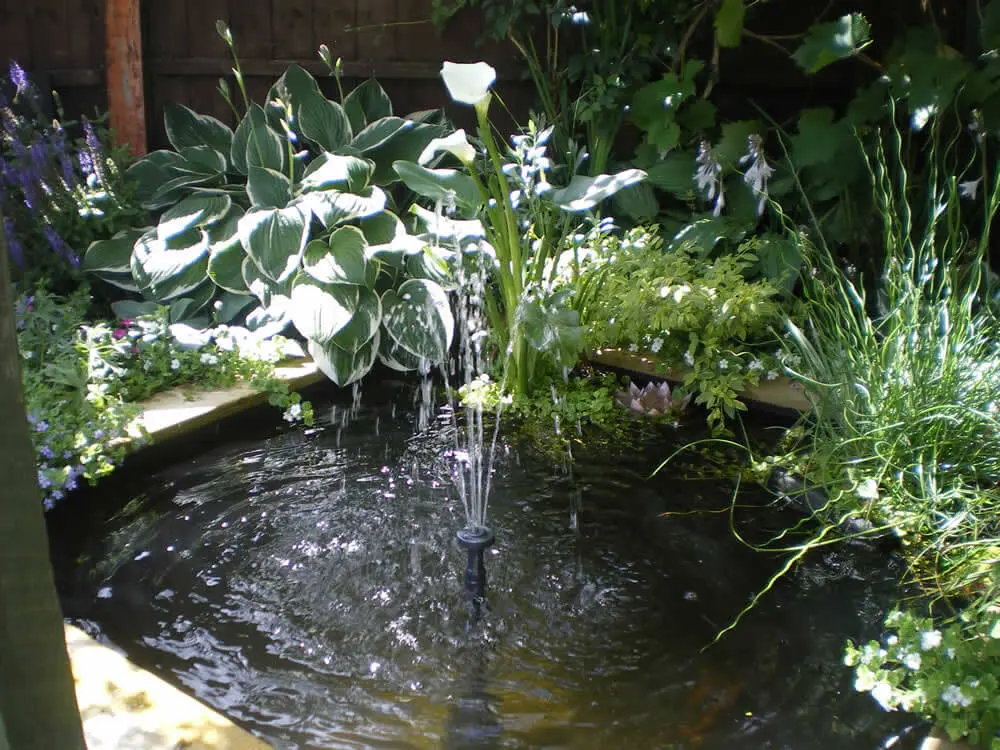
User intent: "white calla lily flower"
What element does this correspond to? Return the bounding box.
[441,61,496,109]
[419,129,477,166]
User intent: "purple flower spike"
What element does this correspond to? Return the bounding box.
[82,117,101,153]
[8,60,28,95]
[78,149,94,176]
[3,217,24,268]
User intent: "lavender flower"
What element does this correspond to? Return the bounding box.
[8,60,29,96]
[82,117,101,154]
[78,149,94,176]
[39,445,55,460]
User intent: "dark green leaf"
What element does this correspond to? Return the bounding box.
[247,165,292,208]
[303,226,368,285]
[299,153,374,193]
[289,275,359,343]
[163,102,234,157]
[83,228,145,274]
[792,13,871,74]
[292,186,387,228]
[237,205,310,283]
[714,0,745,48]
[343,79,393,134]
[381,278,454,362]
[309,330,380,386]
[330,287,381,352]
[550,169,647,212]
[157,193,232,240]
[392,161,482,213]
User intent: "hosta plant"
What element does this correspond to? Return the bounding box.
[84,28,457,386]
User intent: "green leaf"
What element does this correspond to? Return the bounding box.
[406,244,455,288]
[790,108,848,168]
[676,98,717,133]
[131,228,211,301]
[112,300,163,321]
[381,278,454,362]
[755,233,802,294]
[168,282,216,321]
[613,181,658,222]
[237,205,310,283]
[549,169,647,212]
[303,226,369,285]
[247,165,292,208]
[83,228,145,274]
[714,120,760,171]
[157,193,232,240]
[378,331,424,371]
[343,79,393,134]
[309,330,380,386]
[214,292,256,324]
[984,0,1000,51]
[207,209,249,294]
[242,256,290,307]
[299,153,374,193]
[350,117,414,152]
[364,122,446,185]
[330,287,381,352]
[361,210,415,268]
[645,151,695,198]
[243,103,286,173]
[792,13,871,74]
[392,161,482,213]
[630,64,702,151]
[292,186,387,228]
[298,86,353,152]
[521,296,584,369]
[178,145,227,175]
[714,0,745,48]
[163,102,234,158]
[668,216,746,256]
[146,173,220,211]
[230,109,253,175]
[289,275,359,343]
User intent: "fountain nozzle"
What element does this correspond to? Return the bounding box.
[457,527,494,628]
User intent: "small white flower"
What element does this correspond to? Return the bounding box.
[419,129,477,166]
[871,681,896,711]
[440,61,496,109]
[920,630,942,651]
[946,647,956,659]
[748,359,764,373]
[650,337,664,354]
[200,352,219,366]
[968,679,980,689]
[628,343,639,353]
[683,351,695,368]
[659,286,670,298]
[718,359,729,371]
[901,651,921,670]
[170,358,181,371]
[887,635,899,647]
[283,403,303,423]
[941,685,971,708]
[856,478,880,501]
[959,177,983,201]
[766,370,779,380]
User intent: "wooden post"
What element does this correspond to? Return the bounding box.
[105,0,147,156]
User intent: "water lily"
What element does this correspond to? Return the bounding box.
[419,129,477,166]
[441,62,496,111]
[614,380,691,418]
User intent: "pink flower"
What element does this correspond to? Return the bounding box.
[112,328,127,340]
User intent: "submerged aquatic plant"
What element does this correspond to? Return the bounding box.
[614,380,690,418]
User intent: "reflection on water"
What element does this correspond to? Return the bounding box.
[50,380,919,749]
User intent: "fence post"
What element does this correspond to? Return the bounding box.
[105,0,147,156]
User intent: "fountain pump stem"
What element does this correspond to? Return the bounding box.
[456,527,494,627]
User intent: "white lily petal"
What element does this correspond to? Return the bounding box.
[441,61,497,107]
[419,129,477,166]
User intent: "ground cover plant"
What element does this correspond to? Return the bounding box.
[15,284,313,509]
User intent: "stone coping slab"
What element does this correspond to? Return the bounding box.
[126,358,323,444]
[588,348,813,413]
[66,625,271,750]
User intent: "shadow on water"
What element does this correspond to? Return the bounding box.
[48,377,924,750]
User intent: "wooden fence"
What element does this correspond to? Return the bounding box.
[5,0,528,150]
[2,0,974,152]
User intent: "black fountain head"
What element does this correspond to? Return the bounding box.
[457,526,494,629]
[456,526,495,550]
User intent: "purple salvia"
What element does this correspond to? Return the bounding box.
[3,216,24,268]
[8,60,28,96]
[42,224,78,266]
[78,149,94,176]
[82,117,101,153]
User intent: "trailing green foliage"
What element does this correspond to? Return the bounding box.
[84,25,459,387]
[578,226,786,428]
[15,285,313,508]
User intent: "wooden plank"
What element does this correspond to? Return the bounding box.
[273,0,315,60]
[28,0,71,68]
[355,0,396,62]
[106,0,147,155]
[65,0,103,69]
[48,69,103,86]
[146,0,188,59]
[147,57,525,80]
[392,0,436,64]
[313,0,356,64]
[0,2,32,68]
[187,0,231,58]
[229,0,272,59]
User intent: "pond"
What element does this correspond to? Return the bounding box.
[49,378,920,749]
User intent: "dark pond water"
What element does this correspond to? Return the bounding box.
[49,379,919,750]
